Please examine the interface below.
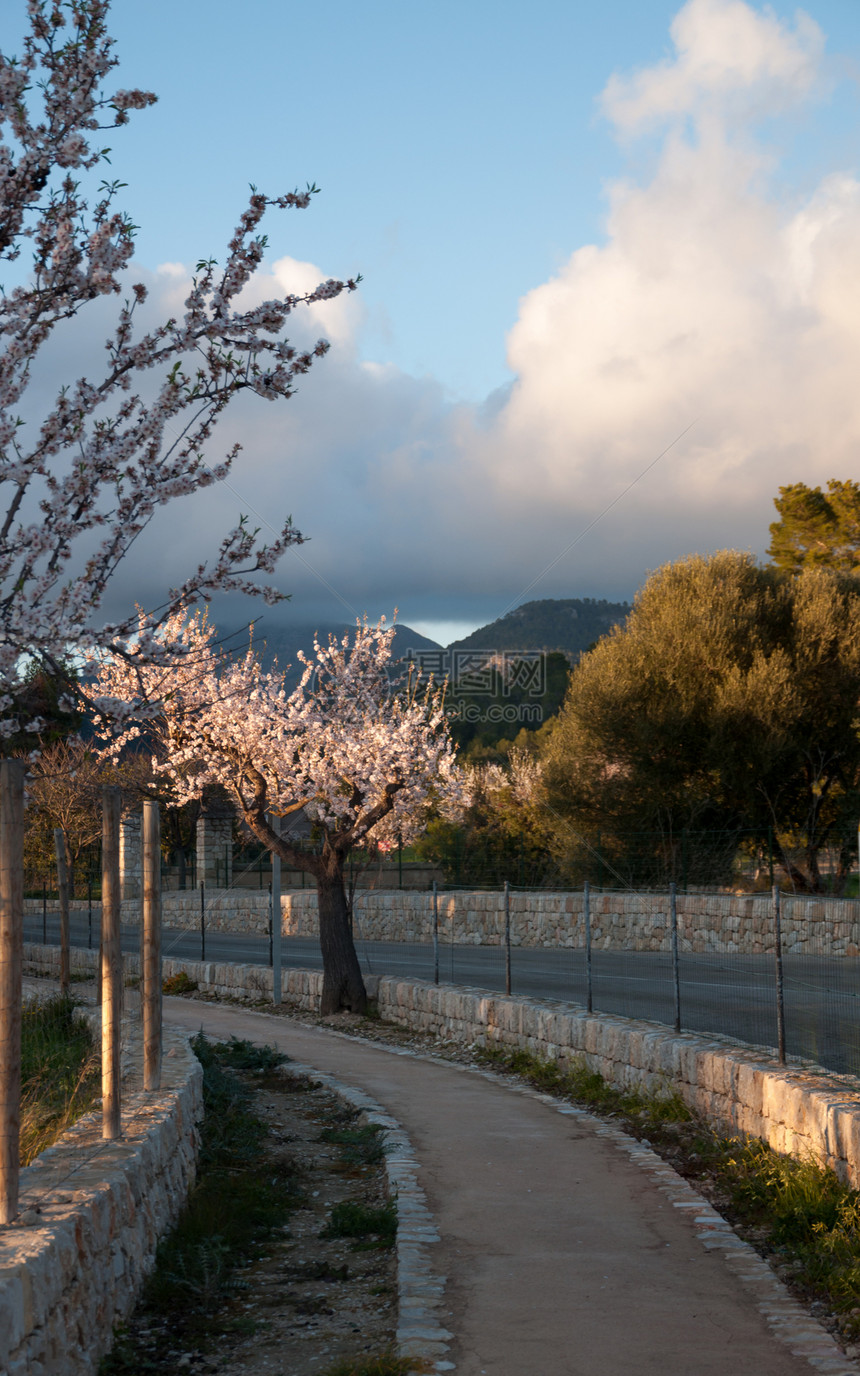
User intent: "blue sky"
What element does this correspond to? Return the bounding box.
[107,0,860,404]
[7,0,860,644]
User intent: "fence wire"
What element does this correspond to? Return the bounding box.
[21,881,860,1079]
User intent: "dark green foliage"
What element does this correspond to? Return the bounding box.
[320,1121,387,1167]
[321,1199,397,1248]
[200,1034,288,1073]
[20,994,99,1164]
[2,660,82,756]
[322,1353,428,1376]
[543,551,860,893]
[768,480,860,574]
[448,598,630,657]
[446,649,571,755]
[415,741,559,887]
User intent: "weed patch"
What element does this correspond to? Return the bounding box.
[321,1353,430,1376]
[474,1044,690,1123]
[204,1034,288,1074]
[100,1034,301,1371]
[20,994,99,1165]
[321,1199,398,1249]
[162,971,198,995]
[321,1121,387,1168]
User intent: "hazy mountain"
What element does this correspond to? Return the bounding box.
[448,598,630,659]
[231,620,442,679]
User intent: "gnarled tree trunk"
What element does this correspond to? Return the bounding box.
[316,853,367,1015]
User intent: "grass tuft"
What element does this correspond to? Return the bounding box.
[320,1121,387,1167]
[321,1199,398,1249]
[204,1034,289,1074]
[321,1350,430,1376]
[474,1044,691,1124]
[20,993,100,1165]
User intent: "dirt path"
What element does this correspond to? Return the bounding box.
[164,998,849,1376]
[106,1058,399,1376]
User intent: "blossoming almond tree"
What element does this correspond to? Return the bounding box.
[0,1,358,743]
[93,614,467,1013]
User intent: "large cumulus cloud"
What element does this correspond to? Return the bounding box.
[70,0,860,638]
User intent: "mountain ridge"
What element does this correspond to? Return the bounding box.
[448,597,630,658]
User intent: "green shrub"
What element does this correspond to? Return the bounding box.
[321,1199,397,1249]
[162,970,198,994]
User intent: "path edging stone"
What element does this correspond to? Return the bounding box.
[281,1058,452,1375]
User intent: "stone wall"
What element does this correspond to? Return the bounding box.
[88,948,860,1191]
[27,887,858,956]
[1,971,203,1376]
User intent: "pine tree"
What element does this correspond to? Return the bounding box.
[768,481,860,573]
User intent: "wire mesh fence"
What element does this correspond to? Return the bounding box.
[19,860,860,1079]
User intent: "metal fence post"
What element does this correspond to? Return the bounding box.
[268,883,273,967]
[504,880,512,996]
[433,880,439,985]
[584,880,593,1013]
[670,881,681,1034]
[87,872,92,949]
[773,884,786,1064]
[199,880,205,962]
[0,759,25,1225]
[42,879,46,945]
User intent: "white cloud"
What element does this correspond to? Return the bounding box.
[602,0,824,131]
[48,1,860,637]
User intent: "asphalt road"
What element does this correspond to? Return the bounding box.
[24,910,860,1076]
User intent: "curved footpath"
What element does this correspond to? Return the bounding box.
[164,998,856,1376]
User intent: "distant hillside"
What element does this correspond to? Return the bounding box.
[449,598,630,659]
[239,621,441,679]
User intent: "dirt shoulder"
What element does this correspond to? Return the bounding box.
[104,1055,399,1376]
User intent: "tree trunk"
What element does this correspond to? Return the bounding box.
[54,827,70,993]
[316,855,367,1016]
[779,857,817,893]
[240,803,368,1016]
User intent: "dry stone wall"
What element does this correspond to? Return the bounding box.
[25,887,860,956]
[78,947,860,1192]
[1,972,202,1376]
